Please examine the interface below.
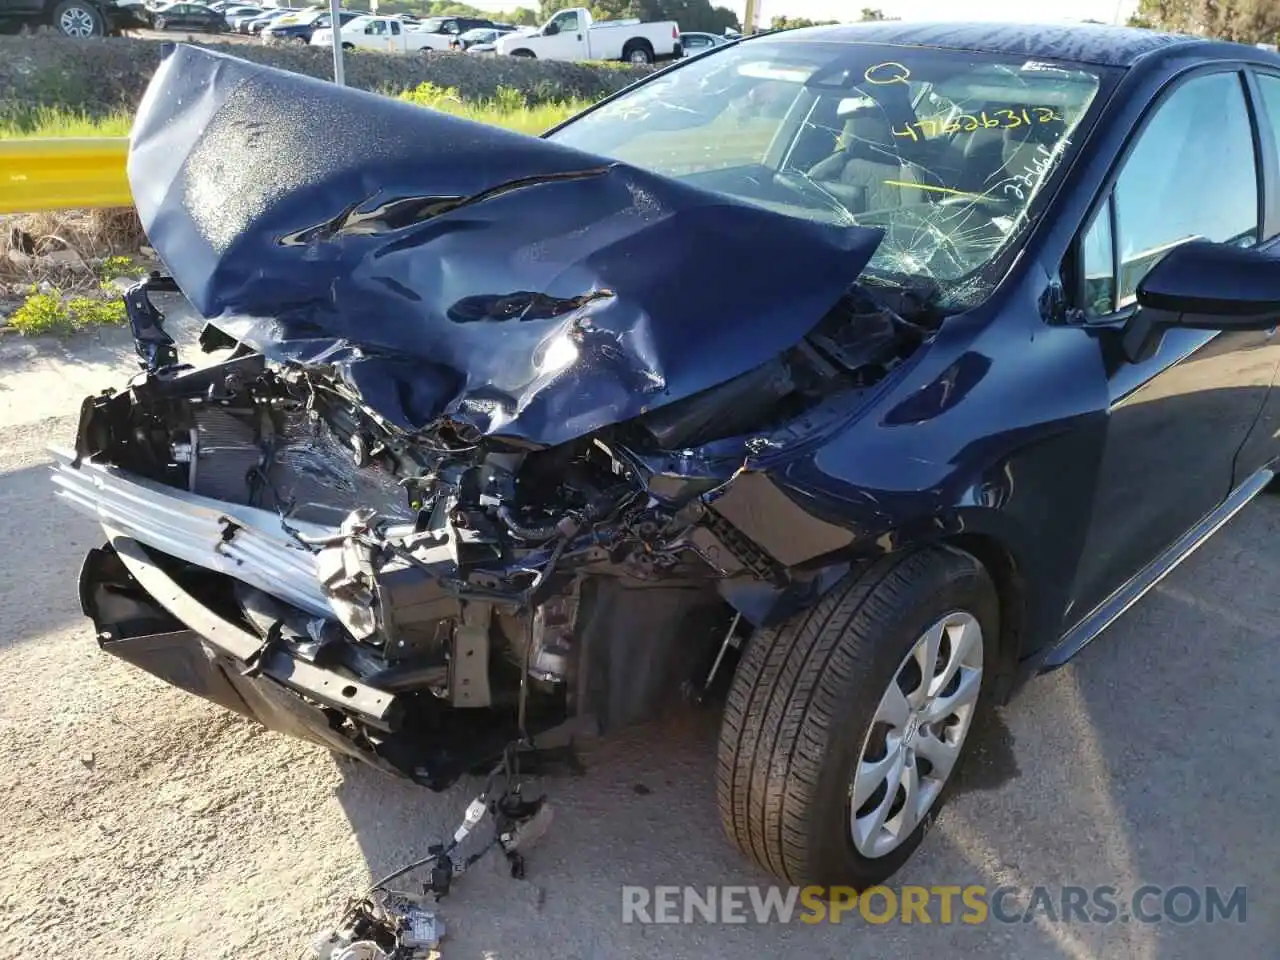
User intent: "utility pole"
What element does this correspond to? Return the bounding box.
[743,0,759,34]
[328,0,345,85]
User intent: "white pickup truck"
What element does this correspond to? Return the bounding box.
[493,6,679,64]
[310,14,440,53]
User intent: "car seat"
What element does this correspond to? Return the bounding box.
[805,110,922,213]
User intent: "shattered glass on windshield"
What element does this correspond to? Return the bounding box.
[551,42,1108,310]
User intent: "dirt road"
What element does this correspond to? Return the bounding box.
[0,314,1276,958]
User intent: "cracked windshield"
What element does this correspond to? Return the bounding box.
[551,41,1109,308]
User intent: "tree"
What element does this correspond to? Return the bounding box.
[540,0,577,17]
[1130,0,1280,44]
[508,6,540,24]
[769,7,890,29]
[770,15,837,29]
[587,0,739,32]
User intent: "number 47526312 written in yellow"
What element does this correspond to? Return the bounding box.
[893,108,1064,140]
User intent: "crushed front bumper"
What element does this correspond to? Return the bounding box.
[77,535,518,787]
[51,446,335,617]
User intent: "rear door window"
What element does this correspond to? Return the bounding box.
[1250,72,1280,239]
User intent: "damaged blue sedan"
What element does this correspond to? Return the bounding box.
[53,21,1280,889]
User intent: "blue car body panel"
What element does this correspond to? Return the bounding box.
[128,45,885,447]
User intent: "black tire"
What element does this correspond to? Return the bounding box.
[52,0,105,37]
[510,48,535,58]
[716,546,997,889]
[341,42,353,50]
[621,40,653,64]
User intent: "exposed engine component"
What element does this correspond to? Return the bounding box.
[312,894,444,960]
[57,275,926,789]
[529,594,578,683]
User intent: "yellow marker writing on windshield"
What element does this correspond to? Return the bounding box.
[882,180,986,201]
[864,61,911,85]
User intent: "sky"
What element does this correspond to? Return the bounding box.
[467,0,1142,26]
[724,0,1139,25]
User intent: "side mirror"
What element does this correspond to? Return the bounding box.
[544,21,559,34]
[1138,239,1280,318]
[1123,239,1280,362]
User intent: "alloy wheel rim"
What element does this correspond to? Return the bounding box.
[60,7,95,36]
[848,610,983,858]
[629,49,649,63]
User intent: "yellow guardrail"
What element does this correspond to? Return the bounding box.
[0,138,131,215]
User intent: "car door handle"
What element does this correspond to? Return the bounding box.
[577,33,582,39]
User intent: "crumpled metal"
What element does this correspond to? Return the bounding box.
[128,44,884,447]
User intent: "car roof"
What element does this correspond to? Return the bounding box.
[767,20,1218,68]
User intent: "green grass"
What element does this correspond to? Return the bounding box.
[395,82,587,133]
[0,86,589,139]
[0,108,134,139]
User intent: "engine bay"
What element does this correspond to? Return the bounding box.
[56,277,928,786]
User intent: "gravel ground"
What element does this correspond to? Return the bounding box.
[0,311,1277,958]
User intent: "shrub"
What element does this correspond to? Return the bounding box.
[8,291,72,336]
[7,285,128,336]
[97,255,146,280]
[68,294,127,327]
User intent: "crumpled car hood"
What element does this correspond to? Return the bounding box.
[129,45,884,446]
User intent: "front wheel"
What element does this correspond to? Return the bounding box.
[54,0,104,37]
[716,546,997,888]
[622,42,653,64]
[509,48,535,58]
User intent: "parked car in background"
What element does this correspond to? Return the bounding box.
[494,5,679,64]
[261,3,312,27]
[450,24,513,51]
[151,1,225,31]
[229,5,269,29]
[238,5,285,32]
[678,30,728,56]
[0,0,148,36]
[263,7,352,42]
[311,13,440,52]
[220,2,259,21]
[404,13,495,50]
[467,24,535,55]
